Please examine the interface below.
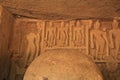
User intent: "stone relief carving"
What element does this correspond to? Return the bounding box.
[25,32,37,65]
[8,22,45,80]
[57,21,69,47]
[90,20,109,60]
[12,19,120,63]
[73,20,84,47]
[45,21,56,48]
[25,22,44,65]
[109,20,120,59]
[10,19,120,80]
[43,20,88,50]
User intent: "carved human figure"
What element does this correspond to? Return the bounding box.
[73,20,84,47]
[69,20,76,46]
[45,21,55,47]
[36,22,44,57]
[26,32,36,64]
[64,21,69,46]
[25,29,40,66]
[109,20,120,58]
[90,20,108,59]
[57,21,68,47]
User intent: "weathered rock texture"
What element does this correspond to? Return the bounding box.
[24,49,103,80]
[0,6,15,79]
[0,0,120,19]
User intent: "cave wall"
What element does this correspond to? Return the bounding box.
[0,6,15,79]
[0,1,119,79]
[10,18,120,80]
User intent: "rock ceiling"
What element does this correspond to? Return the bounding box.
[0,0,120,19]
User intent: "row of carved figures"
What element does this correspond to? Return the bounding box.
[90,20,120,60]
[23,20,91,66]
[10,19,120,67]
[26,20,88,49]
[44,20,87,47]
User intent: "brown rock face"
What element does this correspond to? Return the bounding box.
[24,49,103,80]
[1,0,120,19]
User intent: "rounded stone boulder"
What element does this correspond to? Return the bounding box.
[24,49,103,80]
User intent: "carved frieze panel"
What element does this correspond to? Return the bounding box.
[11,19,120,66]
